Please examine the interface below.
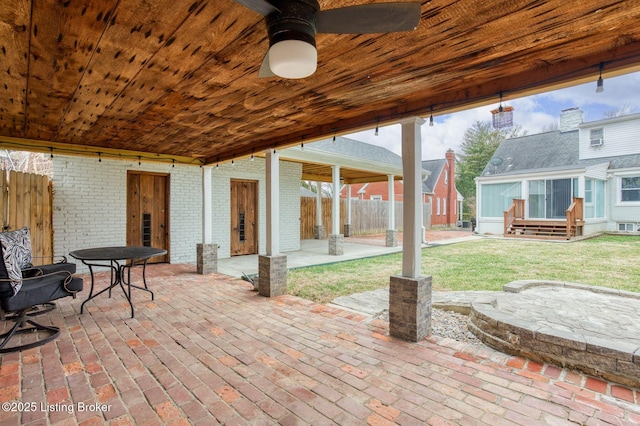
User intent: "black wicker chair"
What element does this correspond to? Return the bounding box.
[0,228,82,353]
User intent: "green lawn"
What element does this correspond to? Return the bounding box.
[287,234,640,303]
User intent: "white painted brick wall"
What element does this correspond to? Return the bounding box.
[210,157,302,258]
[52,156,202,272]
[53,155,301,271]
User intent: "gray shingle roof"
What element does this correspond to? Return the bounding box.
[421,159,445,193]
[308,137,402,167]
[481,130,579,176]
[481,128,640,177]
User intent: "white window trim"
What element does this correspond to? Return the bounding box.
[616,175,640,206]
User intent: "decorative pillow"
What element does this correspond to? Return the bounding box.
[0,227,32,296]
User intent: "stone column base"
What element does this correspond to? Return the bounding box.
[389,275,432,342]
[329,234,344,255]
[258,255,287,297]
[385,230,398,247]
[196,244,217,274]
[314,225,326,240]
[343,224,353,237]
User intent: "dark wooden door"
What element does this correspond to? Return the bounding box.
[127,172,169,263]
[230,180,258,256]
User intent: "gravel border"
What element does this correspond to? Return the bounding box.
[374,307,482,344]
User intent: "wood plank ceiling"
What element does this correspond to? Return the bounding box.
[1,0,639,165]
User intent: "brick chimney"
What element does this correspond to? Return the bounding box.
[559,107,584,132]
[445,149,456,226]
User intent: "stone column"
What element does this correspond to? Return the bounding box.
[389,275,432,342]
[259,149,287,297]
[258,254,287,297]
[197,244,217,274]
[389,116,431,342]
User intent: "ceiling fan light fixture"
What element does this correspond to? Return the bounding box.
[268,39,317,79]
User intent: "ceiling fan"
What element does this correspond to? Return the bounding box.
[233,0,421,79]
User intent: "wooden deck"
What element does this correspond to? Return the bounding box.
[504,198,584,240]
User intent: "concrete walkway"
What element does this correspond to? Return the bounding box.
[217,231,479,278]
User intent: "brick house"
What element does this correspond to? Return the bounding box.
[338,147,462,227]
[422,149,463,227]
[344,180,405,201]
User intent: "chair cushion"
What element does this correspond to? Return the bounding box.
[0,227,32,296]
[1,274,82,312]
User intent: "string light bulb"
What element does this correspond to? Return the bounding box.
[375,118,379,136]
[429,106,434,127]
[596,62,604,93]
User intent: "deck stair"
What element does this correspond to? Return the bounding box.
[506,220,577,240]
[503,198,584,240]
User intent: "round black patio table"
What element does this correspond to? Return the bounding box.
[69,246,167,318]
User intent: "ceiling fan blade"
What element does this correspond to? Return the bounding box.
[316,2,421,34]
[233,0,279,16]
[258,52,275,78]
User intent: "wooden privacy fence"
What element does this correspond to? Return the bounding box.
[0,170,53,264]
[300,197,431,239]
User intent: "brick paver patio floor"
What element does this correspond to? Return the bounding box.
[0,264,638,425]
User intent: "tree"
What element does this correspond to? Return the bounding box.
[602,104,636,119]
[456,121,526,215]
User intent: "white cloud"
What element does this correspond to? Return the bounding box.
[345,71,640,161]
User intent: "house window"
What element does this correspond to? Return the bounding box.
[584,179,605,219]
[444,170,448,184]
[443,198,447,215]
[480,182,521,217]
[589,128,604,147]
[436,198,441,215]
[618,223,639,232]
[621,176,640,202]
[528,178,578,219]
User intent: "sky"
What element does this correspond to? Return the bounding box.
[345,71,640,161]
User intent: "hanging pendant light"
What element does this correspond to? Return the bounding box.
[596,63,604,93]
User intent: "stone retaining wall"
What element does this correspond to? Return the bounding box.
[469,280,640,388]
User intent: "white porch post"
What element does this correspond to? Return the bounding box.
[197,166,217,274]
[388,175,395,229]
[386,174,398,247]
[329,165,343,255]
[202,166,213,244]
[266,150,280,256]
[401,119,424,278]
[344,184,353,237]
[259,149,287,296]
[314,181,325,239]
[389,116,432,342]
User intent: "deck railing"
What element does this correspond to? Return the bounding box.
[565,197,584,239]
[503,199,525,235]
[503,197,584,239]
